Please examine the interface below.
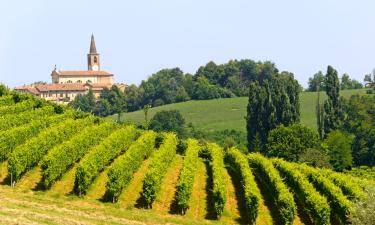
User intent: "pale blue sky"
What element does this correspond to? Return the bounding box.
[0,0,374,88]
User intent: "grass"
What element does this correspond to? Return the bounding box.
[111,89,368,132]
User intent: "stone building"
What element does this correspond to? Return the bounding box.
[15,35,124,103]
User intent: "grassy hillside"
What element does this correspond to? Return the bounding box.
[112,89,368,132]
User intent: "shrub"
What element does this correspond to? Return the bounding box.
[175,139,200,213]
[273,158,330,225]
[323,131,353,171]
[41,122,117,188]
[0,99,36,115]
[248,153,296,224]
[74,126,138,196]
[8,116,94,181]
[226,148,261,223]
[142,133,177,208]
[106,131,157,202]
[149,110,185,137]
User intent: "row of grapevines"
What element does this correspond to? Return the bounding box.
[175,139,200,214]
[298,164,352,224]
[0,99,36,115]
[8,116,95,181]
[226,148,261,223]
[248,153,296,225]
[0,106,55,131]
[74,126,138,196]
[320,169,365,200]
[40,122,118,188]
[107,131,157,202]
[272,159,330,225]
[142,133,177,208]
[0,113,72,162]
[0,95,14,106]
[206,143,227,218]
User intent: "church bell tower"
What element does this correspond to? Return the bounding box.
[87,34,100,71]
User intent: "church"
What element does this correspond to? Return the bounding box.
[16,35,124,103]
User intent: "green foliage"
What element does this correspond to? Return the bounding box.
[226,148,260,223]
[0,106,55,131]
[0,95,14,106]
[350,185,375,225]
[69,89,96,113]
[298,148,331,168]
[142,133,177,207]
[342,94,375,166]
[8,117,94,181]
[340,74,363,90]
[0,83,9,97]
[0,99,36,115]
[41,122,117,188]
[107,131,156,202]
[323,65,344,135]
[266,124,319,162]
[149,110,185,137]
[206,143,227,218]
[273,158,331,225]
[321,169,365,200]
[246,72,301,152]
[175,139,200,213]
[345,166,375,181]
[74,126,138,196]
[0,113,72,162]
[248,153,296,225]
[307,71,326,92]
[323,131,353,171]
[298,163,352,224]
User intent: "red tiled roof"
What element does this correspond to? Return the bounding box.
[57,70,113,76]
[15,85,40,95]
[36,83,88,92]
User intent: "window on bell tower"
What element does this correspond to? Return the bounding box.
[94,56,97,63]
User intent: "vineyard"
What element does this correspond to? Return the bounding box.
[0,92,373,225]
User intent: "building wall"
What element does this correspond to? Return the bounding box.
[40,90,88,102]
[58,76,98,84]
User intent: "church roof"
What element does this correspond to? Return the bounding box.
[90,34,97,54]
[57,70,113,76]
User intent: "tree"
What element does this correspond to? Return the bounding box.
[69,89,96,113]
[246,72,301,152]
[323,65,343,136]
[298,148,331,168]
[266,124,319,162]
[323,131,353,171]
[149,110,185,137]
[341,73,363,90]
[307,71,325,91]
[0,84,9,96]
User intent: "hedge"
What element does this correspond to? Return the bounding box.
[0,106,55,131]
[0,113,71,162]
[41,122,118,188]
[207,143,227,219]
[74,125,138,196]
[226,148,261,223]
[248,153,296,225]
[273,158,330,225]
[142,133,177,208]
[106,131,157,202]
[8,116,94,181]
[175,139,200,214]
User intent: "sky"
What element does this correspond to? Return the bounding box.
[0,0,374,88]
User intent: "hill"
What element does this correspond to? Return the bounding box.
[111,89,368,132]
[0,89,373,224]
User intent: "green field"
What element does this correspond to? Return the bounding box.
[111,89,368,132]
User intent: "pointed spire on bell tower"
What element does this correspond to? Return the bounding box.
[88,34,100,71]
[90,34,97,54]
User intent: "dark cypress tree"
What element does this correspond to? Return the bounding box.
[323,66,343,136]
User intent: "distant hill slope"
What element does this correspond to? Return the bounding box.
[112,89,368,132]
